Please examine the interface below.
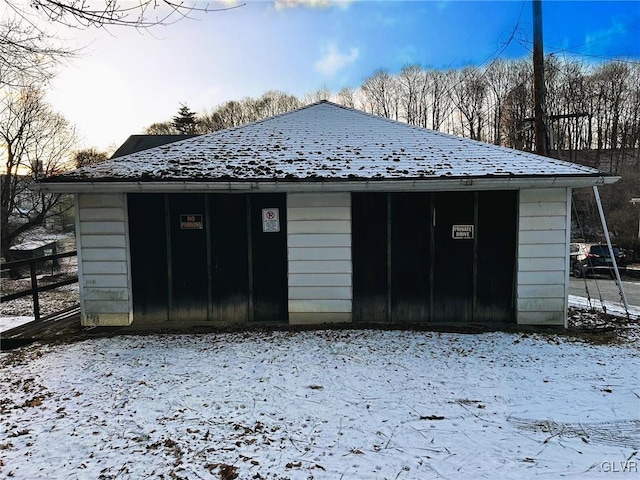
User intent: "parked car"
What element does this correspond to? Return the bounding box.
[570,242,627,278]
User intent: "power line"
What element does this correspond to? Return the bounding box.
[416,1,528,135]
[518,38,640,66]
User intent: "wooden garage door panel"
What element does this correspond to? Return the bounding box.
[128,194,169,324]
[169,194,209,323]
[390,193,431,323]
[209,194,249,323]
[476,191,517,323]
[432,192,474,322]
[352,193,388,323]
[250,194,288,322]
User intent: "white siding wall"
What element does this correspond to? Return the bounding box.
[287,193,352,324]
[76,193,132,326]
[516,188,570,326]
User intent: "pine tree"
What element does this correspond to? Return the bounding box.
[172,103,198,134]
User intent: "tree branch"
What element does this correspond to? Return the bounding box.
[29,0,245,28]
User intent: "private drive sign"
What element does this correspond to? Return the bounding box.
[452,225,474,239]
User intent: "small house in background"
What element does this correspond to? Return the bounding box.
[110,134,200,159]
[6,240,58,278]
[36,101,617,329]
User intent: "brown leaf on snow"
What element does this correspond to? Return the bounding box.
[24,396,44,408]
[205,463,238,480]
[219,464,239,480]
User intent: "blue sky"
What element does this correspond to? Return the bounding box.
[32,0,640,151]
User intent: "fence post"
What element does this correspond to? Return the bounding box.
[29,263,41,321]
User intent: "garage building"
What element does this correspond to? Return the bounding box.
[37,101,617,328]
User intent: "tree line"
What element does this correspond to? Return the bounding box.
[154,58,640,174]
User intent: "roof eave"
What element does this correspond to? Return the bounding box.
[31,175,619,194]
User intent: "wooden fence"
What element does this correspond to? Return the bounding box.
[1,251,78,321]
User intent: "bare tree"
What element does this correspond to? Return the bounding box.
[397,64,427,126]
[450,67,488,140]
[544,59,590,160]
[201,100,247,132]
[484,60,512,145]
[0,17,74,88]
[144,121,179,135]
[197,109,223,133]
[262,90,300,116]
[247,90,300,120]
[587,61,632,170]
[1,86,77,257]
[500,60,533,151]
[361,69,399,120]
[424,69,449,131]
[186,92,301,134]
[73,147,110,168]
[621,64,640,161]
[337,87,357,108]
[7,0,244,29]
[303,85,333,104]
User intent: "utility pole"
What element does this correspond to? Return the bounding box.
[532,0,548,156]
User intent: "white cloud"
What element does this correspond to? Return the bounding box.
[314,42,359,77]
[274,0,353,10]
[584,21,626,55]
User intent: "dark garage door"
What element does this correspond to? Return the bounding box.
[128,194,169,324]
[128,193,287,325]
[352,191,517,324]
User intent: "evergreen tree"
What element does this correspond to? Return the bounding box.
[172,103,198,134]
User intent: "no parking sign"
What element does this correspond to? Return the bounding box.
[262,208,280,233]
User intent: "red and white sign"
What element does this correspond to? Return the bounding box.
[262,208,280,233]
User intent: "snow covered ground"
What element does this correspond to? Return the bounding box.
[1,328,638,479]
[0,316,32,332]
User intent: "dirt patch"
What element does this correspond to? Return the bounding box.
[566,307,640,345]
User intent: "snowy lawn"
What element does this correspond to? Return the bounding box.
[1,329,638,479]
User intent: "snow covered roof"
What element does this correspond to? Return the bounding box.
[45,101,605,184]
